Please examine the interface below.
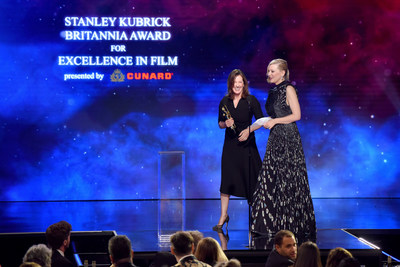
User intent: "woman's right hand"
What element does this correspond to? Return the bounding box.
[263,119,276,129]
[225,118,234,128]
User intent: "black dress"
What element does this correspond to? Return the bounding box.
[251,81,316,241]
[218,95,263,199]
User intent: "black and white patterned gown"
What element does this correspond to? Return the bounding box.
[250,81,316,242]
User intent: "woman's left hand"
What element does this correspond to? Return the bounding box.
[238,128,250,142]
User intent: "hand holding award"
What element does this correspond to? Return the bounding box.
[222,105,236,134]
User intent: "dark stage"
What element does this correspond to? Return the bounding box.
[1,198,399,266]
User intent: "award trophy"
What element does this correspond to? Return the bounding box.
[222,105,236,134]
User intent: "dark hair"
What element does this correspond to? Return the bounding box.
[170,231,194,256]
[274,230,295,246]
[293,241,322,267]
[326,247,353,267]
[227,69,249,99]
[22,244,52,267]
[108,235,132,262]
[45,221,72,249]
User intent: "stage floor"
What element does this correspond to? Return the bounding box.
[1,198,399,261]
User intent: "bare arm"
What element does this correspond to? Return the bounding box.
[238,123,262,142]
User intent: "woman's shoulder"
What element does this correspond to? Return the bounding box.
[284,83,298,95]
[246,94,259,100]
[220,95,230,104]
[278,81,296,93]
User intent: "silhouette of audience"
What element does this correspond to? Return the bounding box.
[293,241,322,267]
[12,222,372,267]
[22,244,52,267]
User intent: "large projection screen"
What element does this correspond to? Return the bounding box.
[0,1,399,201]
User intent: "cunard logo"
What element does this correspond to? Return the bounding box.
[110,69,125,82]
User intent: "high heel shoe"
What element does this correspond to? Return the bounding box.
[212,215,230,231]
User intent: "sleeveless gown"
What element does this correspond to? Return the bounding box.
[250,81,316,242]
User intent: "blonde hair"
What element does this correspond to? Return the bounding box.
[267,59,290,82]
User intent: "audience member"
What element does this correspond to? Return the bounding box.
[187,230,204,253]
[265,230,297,267]
[46,220,76,267]
[170,231,211,267]
[195,237,228,266]
[22,244,52,267]
[20,263,42,267]
[293,241,322,267]
[325,247,353,267]
[108,235,138,267]
[337,257,360,267]
[150,230,204,267]
[214,259,241,267]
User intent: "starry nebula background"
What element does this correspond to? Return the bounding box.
[0,0,399,201]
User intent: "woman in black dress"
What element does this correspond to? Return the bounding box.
[251,59,316,241]
[214,69,264,231]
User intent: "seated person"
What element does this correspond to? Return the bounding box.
[150,230,204,267]
[22,244,52,267]
[195,237,228,266]
[46,220,76,267]
[293,241,322,267]
[325,247,353,267]
[170,231,211,267]
[108,235,138,267]
[265,230,297,267]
